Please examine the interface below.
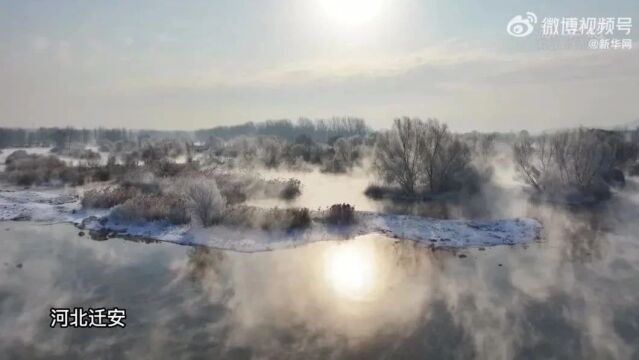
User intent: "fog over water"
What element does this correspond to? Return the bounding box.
[1,166,639,359]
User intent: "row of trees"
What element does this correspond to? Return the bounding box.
[373,120,639,201]
[512,129,631,197]
[205,133,368,173]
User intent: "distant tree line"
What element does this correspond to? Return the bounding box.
[0,127,199,149]
[194,117,369,143]
[0,127,133,148]
[1,118,368,149]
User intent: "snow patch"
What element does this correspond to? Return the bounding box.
[0,188,542,252]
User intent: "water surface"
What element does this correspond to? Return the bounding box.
[1,207,638,359]
[2,172,639,359]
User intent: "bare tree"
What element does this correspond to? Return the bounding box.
[434,137,473,192]
[257,136,284,168]
[513,128,613,195]
[374,117,425,193]
[374,117,474,194]
[513,131,542,191]
[184,178,226,227]
[479,133,497,159]
[564,129,611,191]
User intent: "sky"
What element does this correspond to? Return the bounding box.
[0,0,638,132]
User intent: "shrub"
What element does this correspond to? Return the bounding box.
[9,170,38,186]
[92,167,113,182]
[279,178,301,200]
[183,178,226,226]
[219,183,247,205]
[210,172,250,205]
[57,166,85,186]
[3,151,70,186]
[5,150,29,165]
[152,161,199,178]
[364,184,386,200]
[223,206,311,231]
[50,146,101,161]
[79,149,101,161]
[3,150,121,187]
[122,181,161,195]
[321,137,361,173]
[320,158,347,174]
[257,136,284,168]
[324,203,355,225]
[285,207,311,230]
[207,172,302,204]
[111,194,189,225]
[81,186,140,209]
[98,143,112,152]
[106,155,117,167]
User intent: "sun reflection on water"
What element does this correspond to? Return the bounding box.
[323,240,378,301]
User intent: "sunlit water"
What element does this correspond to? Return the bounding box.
[1,172,639,358]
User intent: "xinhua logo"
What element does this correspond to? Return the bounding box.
[507,12,537,37]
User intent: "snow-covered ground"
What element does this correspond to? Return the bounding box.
[0,188,542,252]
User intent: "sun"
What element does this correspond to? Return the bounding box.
[319,0,385,27]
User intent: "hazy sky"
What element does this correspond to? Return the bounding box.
[0,0,638,131]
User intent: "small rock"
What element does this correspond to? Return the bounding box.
[16,263,23,268]
[478,247,485,251]
[498,263,503,267]
[78,231,85,237]
[458,254,467,259]
[89,230,109,241]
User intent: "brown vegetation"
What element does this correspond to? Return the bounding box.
[222,206,311,231]
[323,203,355,225]
[81,186,140,209]
[111,194,189,225]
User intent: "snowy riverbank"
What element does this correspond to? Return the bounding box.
[0,188,542,252]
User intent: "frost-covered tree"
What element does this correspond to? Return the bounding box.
[374,117,425,193]
[184,178,226,227]
[421,119,472,192]
[374,117,474,194]
[513,128,613,195]
[257,136,284,168]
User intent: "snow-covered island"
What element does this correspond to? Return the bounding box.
[0,188,542,252]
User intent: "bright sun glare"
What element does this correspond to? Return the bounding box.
[319,0,385,27]
[324,242,377,301]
